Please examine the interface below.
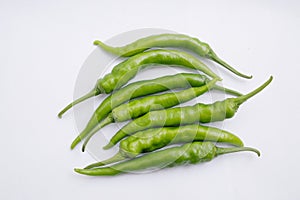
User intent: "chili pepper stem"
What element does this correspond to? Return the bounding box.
[235,76,273,105]
[84,152,126,169]
[213,85,243,96]
[208,50,252,79]
[58,89,100,118]
[216,146,260,157]
[82,114,115,152]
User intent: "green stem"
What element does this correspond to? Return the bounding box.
[208,50,252,79]
[58,89,100,118]
[81,114,115,152]
[84,152,126,169]
[235,76,273,105]
[216,146,260,157]
[213,85,243,96]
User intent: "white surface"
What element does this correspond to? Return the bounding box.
[1,0,299,200]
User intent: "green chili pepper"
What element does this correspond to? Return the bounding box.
[58,49,221,118]
[70,73,240,150]
[74,142,260,176]
[103,76,273,149]
[84,124,244,168]
[81,78,242,151]
[94,33,252,79]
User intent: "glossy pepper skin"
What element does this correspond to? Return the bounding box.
[70,73,211,149]
[74,142,260,176]
[112,79,223,121]
[104,76,273,149]
[94,33,252,79]
[58,49,221,118]
[81,78,242,151]
[84,124,244,168]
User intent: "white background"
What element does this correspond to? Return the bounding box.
[1,0,299,200]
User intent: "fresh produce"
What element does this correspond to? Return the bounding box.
[58,32,272,176]
[94,33,252,79]
[58,49,221,118]
[81,78,243,151]
[103,76,272,149]
[75,142,260,176]
[71,74,239,149]
[84,124,244,168]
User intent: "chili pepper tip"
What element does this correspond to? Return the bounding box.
[103,142,114,150]
[70,136,82,150]
[93,40,101,45]
[74,168,82,174]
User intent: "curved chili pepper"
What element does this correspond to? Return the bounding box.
[81,79,242,151]
[94,33,252,79]
[70,73,208,149]
[58,49,221,118]
[74,142,260,176]
[70,73,240,150]
[84,124,244,168]
[103,76,272,149]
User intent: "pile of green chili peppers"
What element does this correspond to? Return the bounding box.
[58,33,272,176]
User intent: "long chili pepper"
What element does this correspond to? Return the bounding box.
[58,49,221,118]
[81,79,242,151]
[70,73,239,149]
[103,76,273,149]
[70,73,207,149]
[94,33,252,79]
[74,142,260,176]
[84,124,244,168]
